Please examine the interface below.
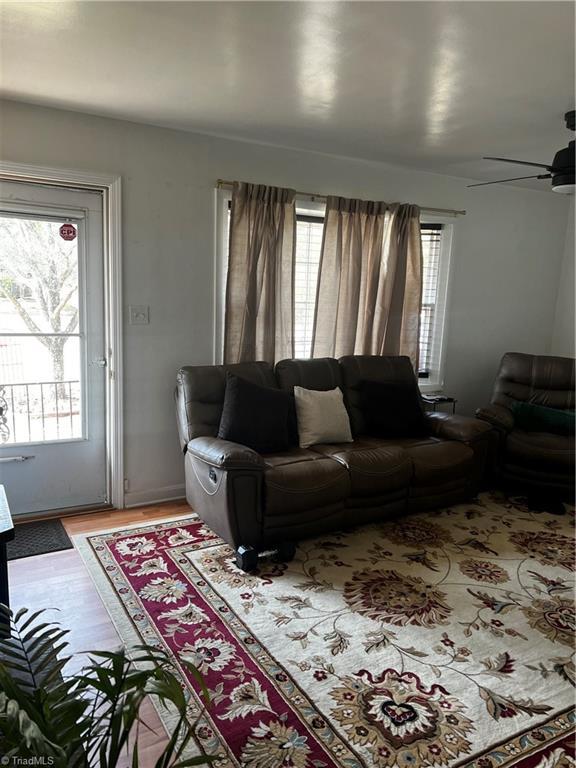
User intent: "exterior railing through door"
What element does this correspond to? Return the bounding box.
[0,380,81,444]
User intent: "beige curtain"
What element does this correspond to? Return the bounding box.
[224,182,296,363]
[311,196,422,368]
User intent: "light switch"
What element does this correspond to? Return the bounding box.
[129,305,149,325]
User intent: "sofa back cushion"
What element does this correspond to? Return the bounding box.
[218,373,295,453]
[492,353,575,412]
[339,355,419,435]
[275,357,343,392]
[360,379,427,438]
[294,385,353,448]
[175,361,276,450]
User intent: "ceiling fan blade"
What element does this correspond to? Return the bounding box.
[468,174,552,188]
[483,156,552,170]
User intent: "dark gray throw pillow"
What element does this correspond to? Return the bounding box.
[360,379,428,438]
[218,373,295,454]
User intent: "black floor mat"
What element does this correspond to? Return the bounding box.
[7,519,73,560]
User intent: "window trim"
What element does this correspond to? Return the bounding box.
[213,187,231,365]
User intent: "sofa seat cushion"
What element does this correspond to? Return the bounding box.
[312,441,412,496]
[506,430,574,470]
[263,450,350,516]
[365,436,441,450]
[404,441,474,486]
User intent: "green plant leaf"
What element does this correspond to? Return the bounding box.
[1,605,215,768]
[180,659,211,706]
[18,607,51,633]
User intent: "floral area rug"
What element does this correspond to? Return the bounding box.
[75,492,575,768]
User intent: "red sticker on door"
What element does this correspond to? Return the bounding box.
[59,223,77,241]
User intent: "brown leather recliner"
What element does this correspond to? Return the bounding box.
[476,352,575,497]
[175,355,494,570]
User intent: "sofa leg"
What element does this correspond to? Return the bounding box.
[235,545,258,573]
[273,541,296,563]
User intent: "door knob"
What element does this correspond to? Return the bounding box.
[91,357,107,367]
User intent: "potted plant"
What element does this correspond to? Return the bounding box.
[0,605,213,767]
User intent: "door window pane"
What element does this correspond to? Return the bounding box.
[0,214,82,444]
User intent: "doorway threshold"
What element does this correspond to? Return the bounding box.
[14,503,114,524]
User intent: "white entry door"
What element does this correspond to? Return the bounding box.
[0,181,108,515]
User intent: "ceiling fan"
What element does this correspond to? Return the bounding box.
[468,110,575,194]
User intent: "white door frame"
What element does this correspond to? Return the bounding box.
[0,161,124,509]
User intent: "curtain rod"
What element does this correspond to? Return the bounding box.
[216,179,466,216]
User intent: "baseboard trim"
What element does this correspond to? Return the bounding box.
[124,484,186,508]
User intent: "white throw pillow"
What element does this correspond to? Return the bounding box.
[294,386,353,448]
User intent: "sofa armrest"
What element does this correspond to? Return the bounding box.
[186,437,265,470]
[425,412,494,443]
[426,412,497,492]
[475,404,514,433]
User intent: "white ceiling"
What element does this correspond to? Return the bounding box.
[1,1,574,188]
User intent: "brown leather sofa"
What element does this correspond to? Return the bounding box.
[175,355,494,570]
[476,352,575,497]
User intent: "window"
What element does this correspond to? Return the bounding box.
[418,219,453,389]
[419,224,443,375]
[215,192,453,390]
[294,213,323,358]
[0,212,83,444]
[419,224,442,378]
[289,210,453,384]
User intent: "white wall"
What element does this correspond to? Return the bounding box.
[0,100,571,505]
[551,199,575,357]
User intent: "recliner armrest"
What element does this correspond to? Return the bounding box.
[425,412,494,443]
[475,404,514,433]
[186,437,265,470]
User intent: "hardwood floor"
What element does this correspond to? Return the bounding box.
[8,500,191,767]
